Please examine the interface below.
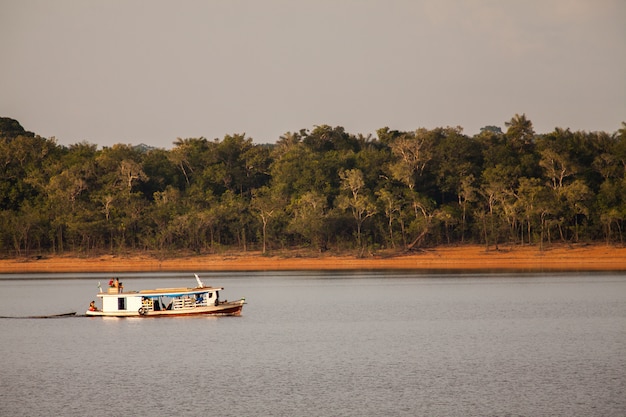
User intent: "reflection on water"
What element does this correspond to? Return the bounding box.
[1,271,625,417]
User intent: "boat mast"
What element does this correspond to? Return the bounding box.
[194,274,205,288]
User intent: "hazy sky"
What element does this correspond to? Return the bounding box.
[2,0,625,148]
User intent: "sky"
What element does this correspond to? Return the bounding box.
[1,0,625,148]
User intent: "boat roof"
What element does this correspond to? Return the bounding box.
[97,286,223,298]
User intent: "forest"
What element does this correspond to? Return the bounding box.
[1,115,625,258]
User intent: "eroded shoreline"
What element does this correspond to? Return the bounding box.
[1,244,625,273]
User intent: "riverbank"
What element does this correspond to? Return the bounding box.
[1,244,625,273]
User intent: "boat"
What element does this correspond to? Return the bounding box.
[86,274,245,317]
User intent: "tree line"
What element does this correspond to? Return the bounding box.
[1,115,625,257]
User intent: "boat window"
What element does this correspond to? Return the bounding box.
[208,292,213,299]
[118,298,126,310]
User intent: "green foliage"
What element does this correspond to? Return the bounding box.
[1,117,625,256]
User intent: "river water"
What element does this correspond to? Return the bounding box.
[0,271,624,417]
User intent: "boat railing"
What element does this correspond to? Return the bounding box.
[195,298,209,307]
[141,296,210,311]
[173,297,196,310]
[142,299,155,312]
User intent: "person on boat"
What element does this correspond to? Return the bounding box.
[89,301,97,311]
[108,278,114,287]
[114,278,123,293]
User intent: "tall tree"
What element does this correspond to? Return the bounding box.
[505,113,535,148]
[288,191,329,251]
[376,188,402,248]
[388,128,434,190]
[337,169,377,251]
[251,186,284,254]
[169,137,210,186]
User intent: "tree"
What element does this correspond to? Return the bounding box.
[388,128,434,190]
[119,159,148,196]
[303,125,359,153]
[431,127,482,241]
[592,152,620,182]
[539,148,576,191]
[3,117,626,256]
[172,137,209,179]
[141,148,184,199]
[505,113,535,148]
[274,131,303,157]
[269,138,345,200]
[214,134,252,194]
[560,179,592,242]
[376,188,402,248]
[0,117,35,139]
[251,186,284,254]
[613,122,626,175]
[458,174,479,243]
[515,177,545,244]
[501,114,539,179]
[480,166,514,249]
[479,125,503,135]
[93,144,150,250]
[288,191,329,251]
[337,169,377,251]
[433,126,481,200]
[145,186,181,251]
[405,190,437,250]
[596,175,625,245]
[219,191,251,250]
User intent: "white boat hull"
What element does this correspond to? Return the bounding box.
[86,299,245,317]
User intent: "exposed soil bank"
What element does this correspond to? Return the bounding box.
[1,244,625,273]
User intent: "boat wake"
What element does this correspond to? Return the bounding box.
[0,312,78,319]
